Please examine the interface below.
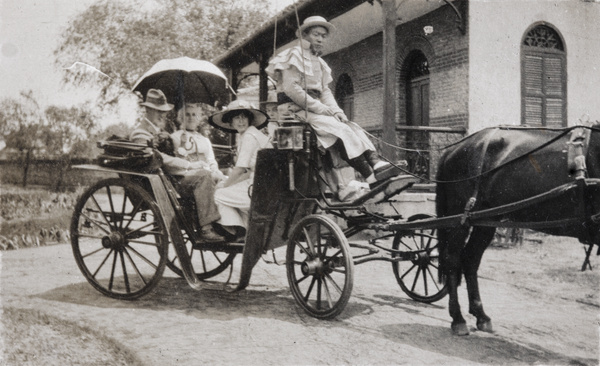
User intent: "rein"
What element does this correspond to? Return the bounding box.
[376,125,600,185]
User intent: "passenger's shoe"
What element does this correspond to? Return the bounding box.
[373,161,406,182]
[199,227,225,242]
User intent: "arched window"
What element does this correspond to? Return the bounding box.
[521,24,566,127]
[335,73,354,121]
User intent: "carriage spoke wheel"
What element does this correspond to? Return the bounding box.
[286,214,354,319]
[70,178,168,299]
[166,234,235,280]
[392,214,447,303]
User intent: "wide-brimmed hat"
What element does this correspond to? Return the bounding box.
[140,89,174,111]
[208,99,268,133]
[297,15,335,37]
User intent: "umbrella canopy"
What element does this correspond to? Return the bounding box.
[132,57,229,109]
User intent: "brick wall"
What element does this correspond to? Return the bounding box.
[324,0,469,177]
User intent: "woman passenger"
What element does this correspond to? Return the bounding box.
[208,100,271,238]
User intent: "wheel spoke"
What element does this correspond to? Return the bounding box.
[122,198,144,232]
[125,222,161,237]
[420,267,428,295]
[108,250,118,291]
[302,227,316,256]
[294,240,311,257]
[90,194,113,229]
[119,251,131,294]
[82,246,105,259]
[79,211,111,235]
[321,277,334,308]
[127,239,161,247]
[119,191,128,229]
[126,245,159,269]
[123,248,148,286]
[303,276,317,302]
[316,277,322,310]
[400,263,418,280]
[425,267,442,291]
[92,249,113,277]
[410,265,422,292]
[324,273,343,295]
[295,273,310,285]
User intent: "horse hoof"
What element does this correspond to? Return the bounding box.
[477,320,493,333]
[451,322,469,336]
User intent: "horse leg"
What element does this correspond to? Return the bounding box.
[462,226,496,333]
[440,226,470,335]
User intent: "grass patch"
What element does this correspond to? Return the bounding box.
[0,185,83,250]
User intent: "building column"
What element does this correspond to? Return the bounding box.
[381,0,398,160]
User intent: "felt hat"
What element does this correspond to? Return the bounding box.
[297,15,335,37]
[140,89,174,111]
[208,99,268,133]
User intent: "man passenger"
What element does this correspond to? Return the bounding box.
[130,89,224,242]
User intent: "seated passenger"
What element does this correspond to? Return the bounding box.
[171,103,226,182]
[266,15,402,185]
[208,100,271,237]
[130,89,224,242]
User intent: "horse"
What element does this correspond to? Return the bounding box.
[435,124,600,335]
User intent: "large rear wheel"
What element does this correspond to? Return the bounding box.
[392,214,447,303]
[70,178,168,299]
[286,214,354,319]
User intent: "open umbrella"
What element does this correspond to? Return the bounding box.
[132,57,230,109]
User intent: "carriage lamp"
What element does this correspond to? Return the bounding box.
[274,125,305,151]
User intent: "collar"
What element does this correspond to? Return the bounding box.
[143,117,161,134]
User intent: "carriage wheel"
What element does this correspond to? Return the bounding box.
[166,235,236,280]
[286,214,354,319]
[392,214,447,303]
[70,178,168,300]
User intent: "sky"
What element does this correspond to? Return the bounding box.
[0,0,295,121]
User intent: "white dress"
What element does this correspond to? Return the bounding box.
[214,126,271,228]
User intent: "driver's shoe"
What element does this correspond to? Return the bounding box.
[200,226,225,242]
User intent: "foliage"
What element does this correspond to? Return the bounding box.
[0,91,46,160]
[0,185,81,250]
[54,0,273,109]
[44,105,98,158]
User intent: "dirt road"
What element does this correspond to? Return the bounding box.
[1,235,598,365]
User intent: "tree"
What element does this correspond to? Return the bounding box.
[0,91,46,186]
[54,0,273,111]
[44,105,98,190]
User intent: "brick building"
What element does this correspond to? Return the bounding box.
[214,0,600,178]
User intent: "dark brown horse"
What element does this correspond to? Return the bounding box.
[435,125,600,335]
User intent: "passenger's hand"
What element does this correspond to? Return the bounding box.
[188,161,208,171]
[334,112,348,123]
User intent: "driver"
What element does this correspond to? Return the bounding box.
[130,89,224,242]
[266,15,402,186]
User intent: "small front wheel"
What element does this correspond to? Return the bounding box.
[392,214,447,303]
[286,214,354,319]
[70,178,168,299]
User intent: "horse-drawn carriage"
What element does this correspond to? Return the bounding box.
[70,118,447,319]
[70,57,598,333]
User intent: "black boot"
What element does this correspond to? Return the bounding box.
[363,150,381,167]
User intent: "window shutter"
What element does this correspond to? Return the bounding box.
[521,25,566,127]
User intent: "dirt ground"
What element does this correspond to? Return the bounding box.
[1,233,599,365]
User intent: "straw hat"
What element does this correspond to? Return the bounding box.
[208,99,268,133]
[297,15,335,37]
[140,89,174,111]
